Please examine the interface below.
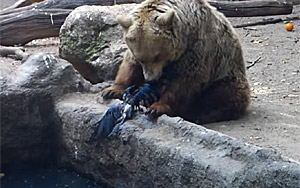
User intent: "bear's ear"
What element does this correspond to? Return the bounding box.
[156,9,175,26]
[116,15,132,29]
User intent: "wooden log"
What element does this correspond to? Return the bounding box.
[2,0,45,11]
[0,46,29,60]
[234,16,300,28]
[247,0,300,5]
[209,0,293,17]
[0,0,142,16]
[0,9,71,46]
[0,0,143,46]
[1,0,292,16]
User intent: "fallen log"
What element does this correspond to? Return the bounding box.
[0,0,142,16]
[2,0,45,11]
[1,0,292,16]
[0,46,29,60]
[0,0,293,46]
[0,0,143,46]
[209,0,293,17]
[0,9,71,46]
[234,16,300,28]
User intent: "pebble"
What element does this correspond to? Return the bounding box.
[287,94,299,98]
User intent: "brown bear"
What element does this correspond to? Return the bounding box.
[102,0,251,124]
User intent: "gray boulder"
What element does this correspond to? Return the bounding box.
[59,5,136,84]
[14,53,88,97]
[1,52,91,168]
[1,87,61,167]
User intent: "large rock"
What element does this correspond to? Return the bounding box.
[1,88,60,168]
[59,5,136,84]
[14,53,89,98]
[0,52,91,168]
[56,93,300,188]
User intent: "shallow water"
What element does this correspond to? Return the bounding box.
[1,167,106,188]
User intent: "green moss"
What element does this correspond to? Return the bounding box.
[60,22,115,62]
[60,34,78,51]
[85,30,111,61]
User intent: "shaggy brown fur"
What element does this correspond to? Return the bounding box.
[102,0,250,124]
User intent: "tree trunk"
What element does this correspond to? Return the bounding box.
[0,0,142,16]
[0,0,142,46]
[0,0,293,46]
[0,9,71,46]
[209,0,293,17]
[0,46,29,60]
[2,0,45,11]
[233,16,300,28]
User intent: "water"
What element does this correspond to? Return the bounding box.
[1,167,106,188]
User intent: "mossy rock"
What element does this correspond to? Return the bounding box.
[59,5,136,83]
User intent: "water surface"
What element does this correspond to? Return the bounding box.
[1,167,106,188]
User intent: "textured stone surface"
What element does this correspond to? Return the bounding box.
[59,5,136,83]
[0,52,89,168]
[56,93,300,188]
[1,88,60,167]
[14,53,88,97]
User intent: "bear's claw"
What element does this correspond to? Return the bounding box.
[146,103,171,118]
[101,86,124,100]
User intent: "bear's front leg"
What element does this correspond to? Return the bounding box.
[102,84,128,100]
[102,50,144,100]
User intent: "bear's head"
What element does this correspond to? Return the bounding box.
[117,9,182,81]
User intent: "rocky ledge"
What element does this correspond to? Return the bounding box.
[57,92,300,188]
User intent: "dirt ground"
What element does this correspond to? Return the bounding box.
[209,8,300,161]
[1,3,299,161]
